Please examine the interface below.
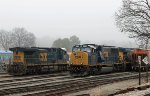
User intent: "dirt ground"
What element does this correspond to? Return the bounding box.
[64,78,149,96]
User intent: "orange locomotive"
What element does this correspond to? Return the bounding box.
[131,49,150,71]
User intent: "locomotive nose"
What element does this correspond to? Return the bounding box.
[70,52,88,65]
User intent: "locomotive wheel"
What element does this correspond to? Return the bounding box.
[113,64,118,72]
[89,67,97,75]
[10,64,26,75]
[82,71,89,76]
[95,66,102,75]
[69,66,89,77]
[18,64,26,75]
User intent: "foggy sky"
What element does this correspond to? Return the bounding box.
[0,0,135,47]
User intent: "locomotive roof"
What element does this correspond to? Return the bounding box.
[10,47,66,51]
[74,44,102,49]
[131,49,148,54]
[37,47,67,52]
[74,44,133,52]
[73,44,116,50]
[32,47,62,49]
[9,47,47,52]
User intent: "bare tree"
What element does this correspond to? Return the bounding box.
[115,0,150,49]
[0,30,13,50]
[24,33,36,47]
[12,27,36,47]
[0,28,36,50]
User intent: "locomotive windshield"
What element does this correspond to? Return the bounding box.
[72,47,80,52]
[81,47,91,53]
[72,47,91,53]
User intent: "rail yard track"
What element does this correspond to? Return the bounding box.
[0,72,131,88]
[0,72,69,83]
[0,73,12,78]
[0,72,144,96]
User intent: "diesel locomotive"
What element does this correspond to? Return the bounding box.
[69,44,132,76]
[131,49,150,71]
[8,47,68,75]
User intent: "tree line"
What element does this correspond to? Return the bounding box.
[52,35,80,51]
[0,27,80,51]
[0,27,36,50]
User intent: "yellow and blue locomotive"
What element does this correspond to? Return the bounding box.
[8,47,68,75]
[69,44,131,76]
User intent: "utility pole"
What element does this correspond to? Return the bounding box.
[146,64,149,83]
[138,56,141,85]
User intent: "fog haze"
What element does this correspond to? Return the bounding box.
[0,0,136,47]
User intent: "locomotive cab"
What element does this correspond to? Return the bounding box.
[69,44,104,76]
[70,44,103,65]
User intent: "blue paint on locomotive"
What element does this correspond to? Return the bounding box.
[47,48,67,63]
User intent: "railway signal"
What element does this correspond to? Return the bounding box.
[142,56,149,65]
[142,56,149,83]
